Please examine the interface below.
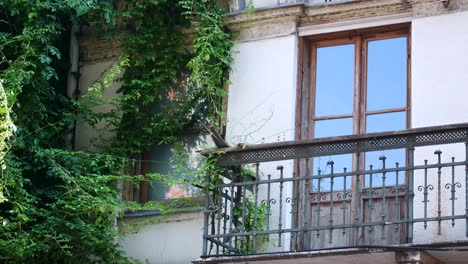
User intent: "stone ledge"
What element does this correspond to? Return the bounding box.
[225,0,468,42]
[193,247,396,264]
[192,243,468,264]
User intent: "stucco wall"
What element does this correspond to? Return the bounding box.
[411,11,468,244]
[226,35,298,251]
[119,212,204,264]
[226,35,297,145]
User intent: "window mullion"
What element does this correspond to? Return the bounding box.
[359,36,368,136]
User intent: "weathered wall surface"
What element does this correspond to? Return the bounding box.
[226,35,297,145]
[411,10,468,244]
[225,34,298,251]
[119,212,204,264]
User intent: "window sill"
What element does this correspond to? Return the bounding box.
[123,206,203,218]
[123,196,205,219]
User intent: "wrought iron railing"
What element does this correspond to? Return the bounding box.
[200,123,468,257]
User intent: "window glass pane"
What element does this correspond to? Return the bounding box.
[315,44,355,116]
[313,154,352,191]
[366,111,406,134]
[147,143,172,201]
[313,118,353,191]
[365,149,405,187]
[366,37,407,111]
[365,112,406,187]
[147,136,201,201]
[314,118,353,138]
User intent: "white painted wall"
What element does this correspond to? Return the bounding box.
[120,212,204,264]
[226,35,297,145]
[411,11,468,244]
[226,35,298,251]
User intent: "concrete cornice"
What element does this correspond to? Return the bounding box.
[225,0,468,42]
[301,0,411,26]
[225,3,305,26]
[224,4,304,42]
[409,0,468,17]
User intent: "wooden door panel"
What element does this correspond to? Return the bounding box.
[309,201,353,249]
[361,192,407,245]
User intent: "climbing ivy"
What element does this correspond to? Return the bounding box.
[103,0,234,156]
[0,0,235,263]
[0,81,15,170]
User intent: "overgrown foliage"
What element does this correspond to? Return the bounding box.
[105,0,234,156]
[0,0,234,262]
[234,198,269,254]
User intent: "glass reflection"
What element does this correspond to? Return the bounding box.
[366,37,407,111]
[315,44,355,117]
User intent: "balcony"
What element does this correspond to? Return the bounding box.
[195,123,468,263]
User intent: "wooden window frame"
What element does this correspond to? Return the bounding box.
[306,25,411,188]
[293,24,411,248]
[296,23,411,142]
[302,24,411,141]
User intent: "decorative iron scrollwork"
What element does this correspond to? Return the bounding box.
[418,184,434,192]
[337,192,352,200]
[445,182,462,200]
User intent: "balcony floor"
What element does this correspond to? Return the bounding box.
[193,242,468,264]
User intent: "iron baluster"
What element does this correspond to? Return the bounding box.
[340,167,348,236]
[445,157,461,227]
[316,169,322,239]
[328,160,334,244]
[202,172,210,256]
[253,163,260,253]
[290,172,297,249]
[303,158,310,249]
[451,157,456,227]
[229,178,235,250]
[263,175,272,239]
[223,190,228,243]
[277,166,284,247]
[424,159,429,230]
[417,160,433,230]
[435,150,442,235]
[407,146,415,243]
[466,141,468,237]
[239,184,245,252]
[380,156,387,240]
[355,152,362,246]
[394,162,400,232]
[217,187,222,254]
[368,164,374,233]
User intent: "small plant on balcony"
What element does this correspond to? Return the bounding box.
[233,197,269,254]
